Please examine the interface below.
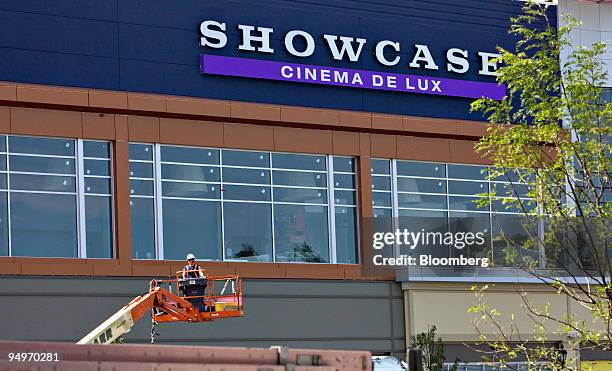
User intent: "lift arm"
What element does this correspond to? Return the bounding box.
[78,272,243,345]
[77,287,195,344]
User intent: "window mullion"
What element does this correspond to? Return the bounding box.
[391,159,400,258]
[77,139,87,258]
[327,156,336,264]
[154,144,164,260]
[6,135,11,257]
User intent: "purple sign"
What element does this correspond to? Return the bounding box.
[200,54,505,100]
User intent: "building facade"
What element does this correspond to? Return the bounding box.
[0,0,608,365]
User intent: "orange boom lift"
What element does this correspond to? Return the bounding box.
[77,269,243,344]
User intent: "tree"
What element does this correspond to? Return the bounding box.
[410,325,448,371]
[469,0,611,369]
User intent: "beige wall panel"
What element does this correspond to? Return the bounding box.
[408,288,568,342]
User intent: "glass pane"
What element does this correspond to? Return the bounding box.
[0,136,5,152]
[274,204,329,263]
[396,161,445,178]
[449,196,489,212]
[333,173,355,189]
[128,143,153,161]
[130,197,156,259]
[84,159,110,176]
[224,202,272,262]
[335,207,357,263]
[85,177,111,194]
[11,193,77,257]
[273,170,326,187]
[398,209,449,258]
[398,194,447,209]
[492,198,536,213]
[161,146,219,165]
[0,193,7,256]
[397,177,446,193]
[130,179,154,196]
[162,199,221,260]
[223,168,270,185]
[0,154,6,171]
[372,191,392,207]
[9,136,74,156]
[161,164,220,182]
[448,180,488,195]
[448,164,487,180]
[334,190,356,205]
[333,157,355,173]
[83,141,110,158]
[129,162,153,178]
[491,182,532,198]
[371,176,391,191]
[449,212,491,259]
[273,188,326,204]
[0,174,6,189]
[85,196,112,258]
[373,207,392,218]
[222,150,269,167]
[371,159,390,175]
[272,153,326,171]
[11,174,76,192]
[223,184,270,201]
[10,155,75,174]
[492,214,538,267]
[162,182,220,199]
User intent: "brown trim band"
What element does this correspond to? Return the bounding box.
[0,81,490,141]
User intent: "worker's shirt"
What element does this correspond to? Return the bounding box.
[183,264,202,279]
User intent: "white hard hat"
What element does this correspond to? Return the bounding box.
[186,253,196,260]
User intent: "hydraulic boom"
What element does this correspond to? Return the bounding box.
[78,269,243,344]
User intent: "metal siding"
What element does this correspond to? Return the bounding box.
[0,0,556,120]
[0,276,405,354]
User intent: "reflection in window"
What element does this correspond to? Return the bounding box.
[224,203,272,262]
[373,159,539,267]
[162,199,221,260]
[0,136,113,258]
[130,144,358,263]
[274,204,329,263]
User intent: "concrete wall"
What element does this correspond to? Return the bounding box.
[0,276,405,356]
[559,0,612,87]
[402,282,585,344]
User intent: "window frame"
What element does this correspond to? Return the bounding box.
[1,135,114,259]
[130,143,359,264]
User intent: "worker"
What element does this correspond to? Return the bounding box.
[182,253,205,279]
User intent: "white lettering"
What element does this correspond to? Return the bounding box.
[238,25,274,53]
[372,75,383,87]
[375,40,401,66]
[431,80,442,92]
[409,44,439,70]
[446,48,469,74]
[478,52,501,76]
[200,21,227,48]
[320,69,331,82]
[284,30,315,57]
[405,78,415,90]
[334,71,348,84]
[323,35,366,62]
[281,65,293,78]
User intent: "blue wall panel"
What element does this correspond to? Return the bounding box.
[0,0,556,121]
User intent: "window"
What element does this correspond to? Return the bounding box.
[373,159,537,266]
[0,136,113,258]
[129,144,358,263]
